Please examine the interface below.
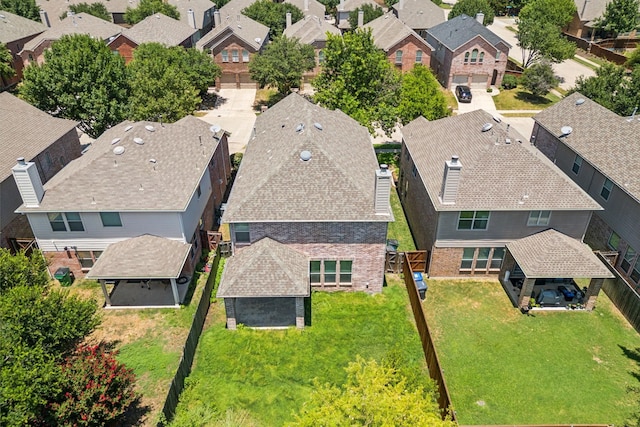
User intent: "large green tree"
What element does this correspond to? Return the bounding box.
[20,34,129,138]
[0,249,48,294]
[516,0,576,67]
[593,0,640,36]
[128,43,219,122]
[313,29,401,136]
[448,0,495,25]
[0,43,14,83]
[61,2,111,21]
[124,0,180,24]
[348,3,384,28]
[571,62,640,116]
[0,0,39,21]
[249,35,315,95]
[397,65,450,124]
[242,0,304,37]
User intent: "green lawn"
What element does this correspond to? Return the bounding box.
[493,86,561,110]
[170,276,430,426]
[388,188,417,251]
[423,279,640,425]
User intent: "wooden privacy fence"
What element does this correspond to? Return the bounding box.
[161,248,221,424]
[597,251,640,334]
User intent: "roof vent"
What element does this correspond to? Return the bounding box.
[575,98,585,105]
[124,125,133,132]
[560,126,573,136]
[314,122,323,130]
[145,125,155,132]
[111,137,121,145]
[134,137,144,145]
[149,158,157,163]
[209,124,221,133]
[113,146,125,155]
[300,150,311,161]
[255,37,261,43]
[295,123,304,133]
[481,123,493,132]
[505,138,512,144]
[492,116,501,123]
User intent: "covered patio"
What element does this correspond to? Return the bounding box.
[218,238,310,330]
[498,229,614,311]
[86,235,192,309]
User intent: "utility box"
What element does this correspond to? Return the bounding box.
[54,267,73,287]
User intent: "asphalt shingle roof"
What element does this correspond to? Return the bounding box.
[0,9,45,43]
[86,234,192,279]
[197,13,268,51]
[0,93,78,182]
[283,15,340,45]
[223,93,393,222]
[17,116,225,212]
[364,12,432,52]
[125,13,196,46]
[217,237,310,297]
[391,0,445,30]
[285,0,326,18]
[534,92,640,203]
[507,229,614,278]
[170,0,215,30]
[402,110,601,212]
[427,14,510,51]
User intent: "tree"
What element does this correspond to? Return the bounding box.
[571,62,640,116]
[243,0,304,38]
[397,65,450,124]
[516,0,576,67]
[61,2,111,21]
[593,0,640,37]
[0,43,14,84]
[521,60,559,96]
[348,3,384,28]
[318,0,340,15]
[20,34,129,138]
[0,0,40,21]
[313,29,401,136]
[626,45,640,69]
[0,249,48,294]
[448,0,495,25]
[249,35,315,94]
[124,0,180,24]
[180,47,222,95]
[289,358,455,426]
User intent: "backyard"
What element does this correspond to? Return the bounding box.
[423,279,640,425]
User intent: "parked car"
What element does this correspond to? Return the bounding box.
[455,85,472,103]
[537,289,562,306]
[557,285,576,301]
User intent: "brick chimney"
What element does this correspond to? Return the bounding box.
[439,155,462,204]
[286,12,292,28]
[12,158,44,208]
[375,164,392,215]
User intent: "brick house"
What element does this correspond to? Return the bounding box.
[196,13,269,89]
[399,110,602,280]
[0,92,81,251]
[364,13,432,73]
[425,14,510,89]
[391,0,445,38]
[219,93,393,328]
[532,93,640,287]
[12,116,231,307]
[35,0,130,25]
[0,10,45,89]
[283,15,341,87]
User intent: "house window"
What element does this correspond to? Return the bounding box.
[221,50,228,62]
[310,260,353,286]
[49,212,85,232]
[48,213,66,231]
[527,210,551,226]
[310,260,321,283]
[411,164,417,177]
[234,223,250,243]
[66,212,84,231]
[475,247,490,269]
[232,49,239,62]
[77,250,102,269]
[395,50,403,64]
[464,52,469,64]
[340,260,353,283]
[621,246,636,273]
[632,258,640,283]
[100,212,122,227]
[608,232,621,250]
[324,260,337,283]
[318,49,325,64]
[495,50,501,60]
[479,52,484,63]
[242,49,249,62]
[196,184,202,198]
[415,50,422,63]
[490,247,505,270]
[470,49,478,63]
[460,248,474,270]
[572,155,583,174]
[600,178,613,200]
[458,211,489,230]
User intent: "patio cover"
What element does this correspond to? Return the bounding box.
[217,237,310,298]
[506,229,614,279]
[86,235,191,279]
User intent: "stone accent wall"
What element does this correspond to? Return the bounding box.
[531,122,559,160]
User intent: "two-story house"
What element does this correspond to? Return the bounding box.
[0,10,45,89]
[218,93,393,328]
[391,0,445,39]
[425,14,510,89]
[532,93,640,287]
[335,0,380,31]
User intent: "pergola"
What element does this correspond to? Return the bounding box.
[499,229,614,311]
[218,237,310,329]
[86,235,192,308]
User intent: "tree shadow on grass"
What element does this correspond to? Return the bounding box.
[514,90,555,106]
[619,345,640,426]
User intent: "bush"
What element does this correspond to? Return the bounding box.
[502,74,519,89]
[521,61,559,97]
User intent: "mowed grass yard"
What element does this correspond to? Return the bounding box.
[170,275,431,425]
[423,279,640,425]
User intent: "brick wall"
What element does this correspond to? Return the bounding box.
[210,37,259,88]
[436,37,508,89]
[531,122,559,160]
[1,33,43,88]
[385,35,432,73]
[584,213,612,251]
[429,247,463,277]
[110,35,137,64]
[208,133,232,218]
[46,249,84,281]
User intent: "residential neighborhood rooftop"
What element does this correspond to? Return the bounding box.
[124,13,196,46]
[0,92,78,182]
[427,14,510,51]
[285,0,326,18]
[170,0,215,30]
[391,0,445,30]
[196,13,269,51]
[402,110,601,212]
[364,12,433,52]
[534,92,640,203]
[283,15,341,45]
[0,9,46,43]
[223,93,393,222]
[17,116,226,212]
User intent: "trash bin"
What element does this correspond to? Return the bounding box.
[416,280,428,300]
[413,272,423,282]
[54,267,73,287]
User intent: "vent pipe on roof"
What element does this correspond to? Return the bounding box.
[286,12,292,29]
[39,10,50,27]
[188,8,197,29]
[476,12,484,24]
[440,155,462,205]
[375,164,392,215]
[357,9,364,27]
[214,10,221,27]
[12,158,44,208]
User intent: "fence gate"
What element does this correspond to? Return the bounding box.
[385,251,405,273]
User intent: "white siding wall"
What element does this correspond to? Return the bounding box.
[180,168,212,240]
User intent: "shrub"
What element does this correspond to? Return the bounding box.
[502,74,519,89]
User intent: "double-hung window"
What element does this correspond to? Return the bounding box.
[232,49,239,62]
[470,49,478,64]
[242,49,249,62]
[608,232,621,250]
[622,246,636,273]
[600,178,613,200]
[475,248,490,269]
[490,248,505,270]
[234,223,250,243]
[221,49,228,62]
[527,210,551,226]
[48,212,84,232]
[415,50,422,63]
[395,50,403,64]
[632,258,640,283]
[340,260,353,283]
[458,211,489,230]
[572,155,582,174]
[318,50,325,64]
[310,260,353,286]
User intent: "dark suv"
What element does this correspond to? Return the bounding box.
[455,85,472,103]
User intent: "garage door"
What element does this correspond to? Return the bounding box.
[452,74,468,85]
[470,74,489,88]
[238,74,257,89]
[219,73,237,89]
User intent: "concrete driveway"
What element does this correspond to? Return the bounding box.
[455,86,498,114]
[197,88,257,154]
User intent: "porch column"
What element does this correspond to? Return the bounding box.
[100,280,112,307]
[170,278,180,306]
[518,278,536,309]
[225,298,237,330]
[295,297,305,329]
[584,278,604,311]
